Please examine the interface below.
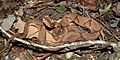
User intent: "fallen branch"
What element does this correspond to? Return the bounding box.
[0,27,118,50]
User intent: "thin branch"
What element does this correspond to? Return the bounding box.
[0,27,118,50]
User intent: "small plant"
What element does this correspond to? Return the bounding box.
[56,5,66,13]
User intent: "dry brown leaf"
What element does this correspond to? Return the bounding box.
[113,2,120,14]
[116,2,120,13]
[26,25,38,38]
[15,7,23,16]
[16,17,25,33]
[79,0,96,11]
[66,52,74,59]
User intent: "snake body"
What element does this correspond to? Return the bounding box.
[22,13,102,46]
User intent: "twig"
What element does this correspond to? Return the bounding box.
[0,27,118,50]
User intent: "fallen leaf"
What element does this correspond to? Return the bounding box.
[15,7,23,16]
[103,3,112,12]
[79,0,96,11]
[26,25,39,38]
[66,52,74,59]
[15,17,25,33]
[116,2,120,13]
[1,15,16,30]
[113,2,120,14]
[100,3,112,12]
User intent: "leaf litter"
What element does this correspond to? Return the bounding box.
[0,0,120,60]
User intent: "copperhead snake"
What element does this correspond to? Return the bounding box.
[21,13,102,46]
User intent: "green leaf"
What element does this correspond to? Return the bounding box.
[56,5,66,13]
[103,3,112,12]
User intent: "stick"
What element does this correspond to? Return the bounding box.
[0,27,118,50]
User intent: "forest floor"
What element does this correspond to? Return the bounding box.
[0,0,120,60]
